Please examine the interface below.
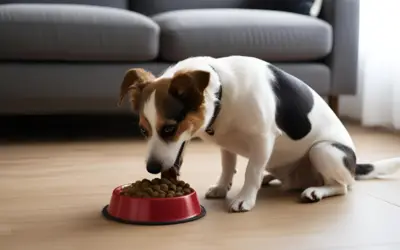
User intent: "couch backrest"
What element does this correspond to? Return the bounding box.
[0,0,128,9]
[129,0,267,16]
[0,0,323,18]
[128,0,321,17]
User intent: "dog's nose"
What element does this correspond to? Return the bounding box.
[146,160,162,174]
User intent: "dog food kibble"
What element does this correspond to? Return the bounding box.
[169,184,177,191]
[161,178,172,185]
[151,178,161,185]
[183,188,192,194]
[161,166,179,180]
[120,178,194,198]
[153,185,161,192]
[160,184,169,192]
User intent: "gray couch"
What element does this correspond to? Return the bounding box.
[0,0,359,115]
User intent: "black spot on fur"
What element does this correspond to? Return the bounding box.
[331,142,357,175]
[268,64,314,140]
[355,164,374,176]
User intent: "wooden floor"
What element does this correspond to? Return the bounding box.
[1,124,400,250]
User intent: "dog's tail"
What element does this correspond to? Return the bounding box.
[356,157,400,180]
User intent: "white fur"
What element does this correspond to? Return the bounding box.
[301,185,347,201]
[142,55,400,212]
[356,157,400,180]
[205,149,237,199]
[143,92,190,171]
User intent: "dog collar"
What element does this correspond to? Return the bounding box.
[205,66,222,136]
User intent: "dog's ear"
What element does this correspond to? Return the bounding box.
[118,68,155,111]
[168,70,210,111]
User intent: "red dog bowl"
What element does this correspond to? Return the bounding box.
[102,184,206,225]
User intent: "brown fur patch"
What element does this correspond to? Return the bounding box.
[168,70,210,112]
[118,68,155,112]
[174,107,206,138]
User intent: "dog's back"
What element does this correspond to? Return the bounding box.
[206,56,353,159]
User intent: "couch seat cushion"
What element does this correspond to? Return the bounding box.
[153,9,332,62]
[0,4,159,61]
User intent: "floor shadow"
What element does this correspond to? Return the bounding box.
[0,114,143,144]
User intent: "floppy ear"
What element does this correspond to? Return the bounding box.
[168,70,210,111]
[118,68,154,111]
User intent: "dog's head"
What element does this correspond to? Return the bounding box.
[118,68,210,174]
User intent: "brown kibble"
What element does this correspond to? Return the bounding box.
[169,178,178,185]
[169,184,177,191]
[120,178,193,198]
[183,188,192,194]
[128,191,137,197]
[160,184,169,192]
[161,167,179,180]
[152,185,161,192]
[142,178,151,184]
[141,181,151,189]
[151,178,161,185]
[161,178,172,185]
[142,193,151,198]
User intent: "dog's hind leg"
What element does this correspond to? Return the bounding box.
[205,149,237,199]
[262,172,277,186]
[300,141,355,203]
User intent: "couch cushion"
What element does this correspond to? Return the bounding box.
[153,9,332,62]
[130,0,323,17]
[0,0,128,9]
[0,4,160,61]
[130,0,253,16]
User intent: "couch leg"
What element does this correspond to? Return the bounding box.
[328,95,339,115]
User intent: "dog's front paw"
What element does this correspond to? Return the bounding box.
[228,192,257,212]
[300,187,322,203]
[205,184,230,199]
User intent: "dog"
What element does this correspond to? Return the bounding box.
[118,55,400,213]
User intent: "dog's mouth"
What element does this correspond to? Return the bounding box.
[173,141,187,171]
[161,141,187,179]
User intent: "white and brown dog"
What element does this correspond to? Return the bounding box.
[118,56,400,213]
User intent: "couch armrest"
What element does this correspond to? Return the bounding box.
[321,0,360,95]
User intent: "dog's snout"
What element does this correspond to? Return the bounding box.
[146,159,163,174]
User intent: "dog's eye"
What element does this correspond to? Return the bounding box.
[161,124,177,137]
[139,125,149,137]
